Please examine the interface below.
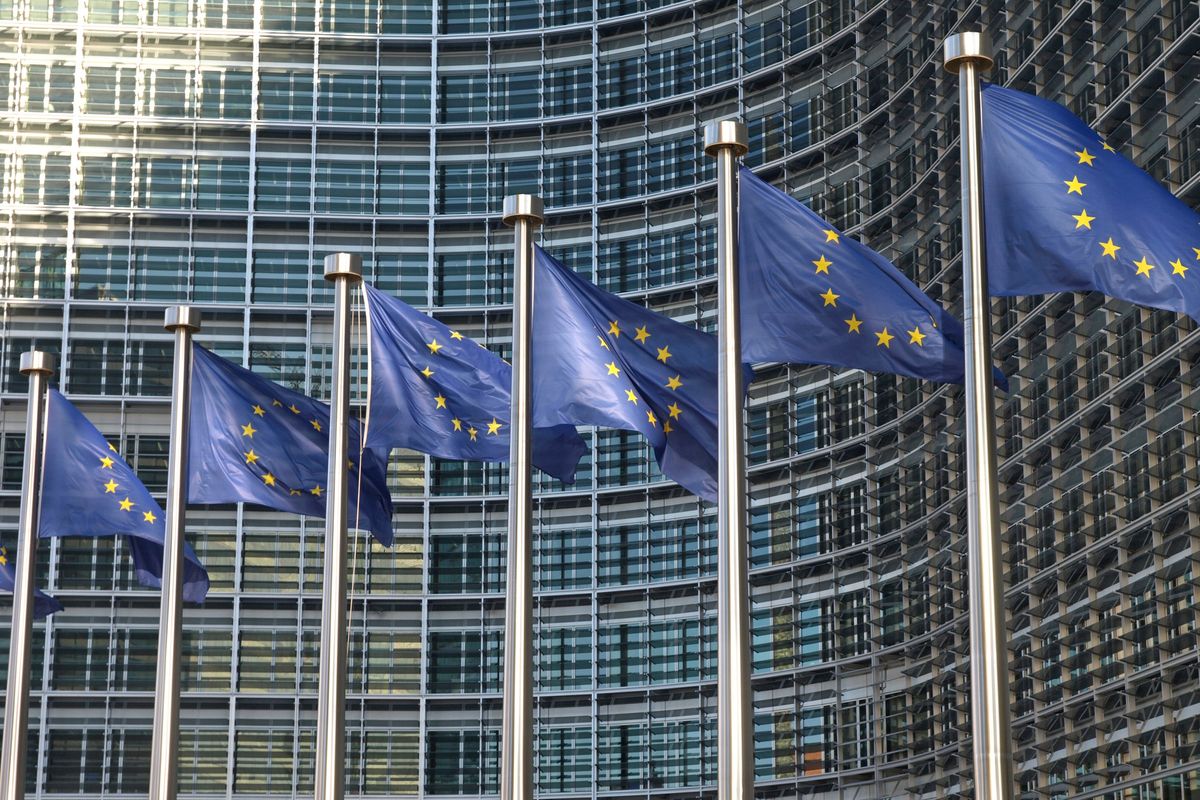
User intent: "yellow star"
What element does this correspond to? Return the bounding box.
[812,255,832,274]
[0,548,6,566]
[597,335,609,350]
[662,421,673,434]
[823,229,840,244]
[272,399,283,407]
[452,418,462,431]
[606,361,620,377]
[1064,175,1086,195]
[487,418,502,435]
[907,326,927,346]
[421,366,434,378]
[1134,256,1154,277]
[468,427,478,441]
[646,410,657,426]
[107,442,118,453]
[434,394,447,409]
[1171,259,1187,277]
[262,473,276,486]
[427,339,443,354]
[103,479,118,494]
[450,330,464,340]
[1072,209,1095,229]
[1102,141,1115,153]
[100,455,115,469]
[845,314,863,333]
[656,346,672,363]
[310,419,322,432]
[625,389,638,404]
[1099,238,1120,258]
[118,497,133,512]
[245,449,259,465]
[289,489,302,496]
[875,328,895,348]
[143,510,157,524]
[311,485,323,497]
[1193,247,1200,261]
[634,325,650,343]
[667,402,682,419]
[607,321,620,337]
[288,404,300,415]
[666,375,682,390]
[241,423,256,438]
[252,404,265,417]
[1075,148,1096,166]
[819,288,839,307]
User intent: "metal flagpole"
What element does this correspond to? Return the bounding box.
[944,32,1015,800]
[499,193,543,800]
[0,351,54,800]
[315,252,363,800]
[703,120,752,800]
[149,306,201,800]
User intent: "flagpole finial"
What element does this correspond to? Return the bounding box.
[502,194,544,226]
[164,306,201,333]
[703,120,748,157]
[324,252,363,282]
[19,351,54,376]
[943,31,994,73]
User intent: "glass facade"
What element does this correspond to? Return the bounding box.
[0,0,1199,797]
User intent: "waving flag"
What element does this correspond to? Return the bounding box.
[0,545,63,618]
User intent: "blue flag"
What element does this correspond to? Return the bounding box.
[188,344,394,546]
[532,246,730,502]
[0,545,64,618]
[739,167,995,386]
[39,390,210,603]
[982,84,1200,313]
[362,284,587,483]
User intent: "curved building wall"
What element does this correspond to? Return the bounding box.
[0,0,1197,798]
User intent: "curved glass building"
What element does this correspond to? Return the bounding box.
[1,0,1199,797]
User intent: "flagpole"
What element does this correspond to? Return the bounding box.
[944,32,1015,800]
[148,306,200,800]
[315,252,363,800]
[703,120,752,800]
[499,193,543,800]
[0,351,54,800]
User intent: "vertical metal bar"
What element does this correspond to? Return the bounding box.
[499,193,543,800]
[315,252,363,800]
[943,32,1015,800]
[703,120,752,800]
[0,350,54,800]
[149,306,201,800]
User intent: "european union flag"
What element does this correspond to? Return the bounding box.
[39,390,210,603]
[739,167,993,386]
[982,84,1200,317]
[362,284,587,483]
[532,246,729,502]
[0,546,64,618]
[188,344,394,546]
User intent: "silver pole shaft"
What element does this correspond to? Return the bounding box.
[315,252,363,800]
[0,351,54,800]
[149,306,201,800]
[499,193,543,800]
[704,120,752,800]
[944,32,1014,800]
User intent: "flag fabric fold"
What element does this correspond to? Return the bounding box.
[0,545,64,618]
[188,344,395,547]
[531,246,731,502]
[739,166,1004,388]
[362,282,588,484]
[981,83,1200,318]
[39,389,210,603]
